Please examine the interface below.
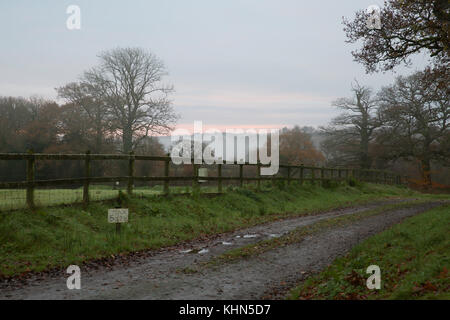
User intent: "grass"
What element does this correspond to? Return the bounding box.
[0,181,445,278]
[202,200,432,268]
[0,185,221,211]
[288,204,450,300]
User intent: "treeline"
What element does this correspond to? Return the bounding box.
[338,0,450,187]
[320,68,449,186]
[0,96,166,181]
[1,47,177,182]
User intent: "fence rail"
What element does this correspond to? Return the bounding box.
[0,152,408,211]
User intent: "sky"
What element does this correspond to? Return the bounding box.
[0,0,429,131]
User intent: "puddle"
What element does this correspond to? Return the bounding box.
[180,249,193,254]
[243,234,258,239]
[221,241,233,245]
[198,249,209,254]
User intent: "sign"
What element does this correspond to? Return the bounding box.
[198,168,208,183]
[108,208,129,223]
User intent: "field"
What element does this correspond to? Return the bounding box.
[0,185,221,211]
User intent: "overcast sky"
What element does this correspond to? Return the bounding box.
[0,0,429,131]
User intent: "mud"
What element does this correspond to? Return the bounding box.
[0,199,444,299]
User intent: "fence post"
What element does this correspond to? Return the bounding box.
[287,166,291,185]
[192,164,199,193]
[311,167,315,185]
[26,150,35,210]
[321,166,324,187]
[299,164,304,185]
[218,164,223,193]
[239,164,244,187]
[257,162,261,191]
[127,151,134,195]
[83,150,91,207]
[164,156,170,195]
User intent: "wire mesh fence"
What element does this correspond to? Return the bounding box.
[0,152,408,212]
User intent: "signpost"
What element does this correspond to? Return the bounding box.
[108,208,129,234]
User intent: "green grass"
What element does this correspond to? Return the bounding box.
[0,181,445,278]
[288,204,450,300]
[0,185,220,211]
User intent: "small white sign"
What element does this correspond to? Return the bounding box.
[198,168,208,183]
[108,208,129,223]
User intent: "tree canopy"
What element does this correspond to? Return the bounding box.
[343,0,449,73]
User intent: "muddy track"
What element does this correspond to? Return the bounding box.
[0,199,445,300]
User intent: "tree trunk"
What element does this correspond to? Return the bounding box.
[421,157,432,187]
[360,131,371,169]
[122,127,133,154]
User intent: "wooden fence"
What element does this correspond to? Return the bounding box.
[0,152,408,210]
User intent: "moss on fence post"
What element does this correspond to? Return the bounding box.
[299,164,304,185]
[256,162,261,191]
[218,164,223,193]
[320,166,325,187]
[192,164,199,195]
[26,150,35,210]
[164,155,170,195]
[239,164,244,187]
[287,166,291,185]
[127,151,135,196]
[83,150,91,207]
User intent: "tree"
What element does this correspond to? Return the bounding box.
[21,101,61,153]
[343,0,449,73]
[61,47,179,154]
[57,83,111,153]
[279,126,324,166]
[134,136,166,178]
[376,69,450,185]
[321,82,382,169]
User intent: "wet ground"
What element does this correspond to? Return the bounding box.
[0,199,444,299]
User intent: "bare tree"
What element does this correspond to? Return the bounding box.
[61,47,178,154]
[321,82,382,169]
[376,69,450,185]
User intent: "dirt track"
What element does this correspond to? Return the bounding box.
[0,199,445,300]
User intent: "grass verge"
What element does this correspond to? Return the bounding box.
[288,204,450,300]
[0,181,444,278]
